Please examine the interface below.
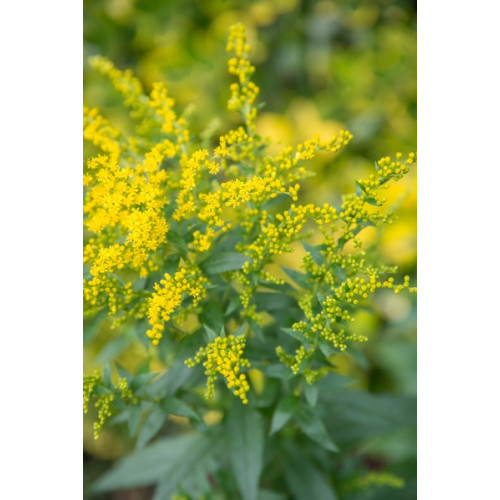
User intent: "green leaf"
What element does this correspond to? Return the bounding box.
[83,310,106,344]
[94,386,112,395]
[200,251,250,274]
[263,364,293,380]
[161,396,201,422]
[247,317,264,342]
[258,490,288,500]
[295,406,338,453]
[259,280,296,293]
[114,362,132,383]
[152,437,221,500]
[203,324,218,341]
[166,229,188,256]
[225,294,241,315]
[128,405,144,437]
[145,363,192,399]
[95,336,129,364]
[355,180,365,196]
[282,444,338,500]
[305,383,319,407]
[365,196,380,206]
[146,332,205,398]
[233,323,247,337]
[254,293,299,315]
[200,300,224,334]
[102,362,111,386]
[318,337,338,357]
[131,373,158,392]
[301,242,324,265]
[227,404,265,500]
[281,267,308,288]
[280,327,307,343]
[163,253,181,275]
[331,263,346,282]
[92,432,214,492]
[319,387,416,443]
[270,396,299,435]
[136,407,166,449]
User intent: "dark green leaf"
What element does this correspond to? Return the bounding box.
[233,323,247,337]
[145,363,192,399]
[102,362,111,386]
[131,373,158,392]
[128,405,144,437]
[95,336,129,364]
[254,292,298,313]
[263,364,293,380]
[166,230,188,256]
[225,294,241,315]
[163,253,181,275]
[200,251,250,274]
[83,310,107,344]
[115,362,132,382]
[136,407,166,449]
[295,406,338,453]
[318,337,338,357]
[203,324,218,341]
[258,490,288,500]
[161,396,201,421]
[270,396,299,435]
[94,386,112,395]
[302,242,324,265]
[331,263,346,282]
[319,387,416,443]
[305,383,319,407]
[228,404,265,500]
[280,327,307,343]
[200,300,224,334]
[152,437,221,500]
[281,266,308,288]
[92,432,213,491]
[282,445,338,500]
[108,410,129,425]
[258,280,296,293]
[247,317,264,342]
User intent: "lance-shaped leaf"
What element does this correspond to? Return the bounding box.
[227,403,265,500]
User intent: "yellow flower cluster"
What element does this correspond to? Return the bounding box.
[339,152,417,244]
[89,55,150,125]
[83,107,123,162]
[226,23,259,133]
[296,130,354,160]
[186,335,251,404]
[215,126,261,169]
[275,243,416,374]
[84,23,416,402]
[149,81,176,134]
[173,149,219,222]
[84,373,136,439]
[93,393,114,439]
[236,203,339,312]
[84,137,176,319]
[348,472,405,490]
[147,267,208,345]
[83,371,102,414]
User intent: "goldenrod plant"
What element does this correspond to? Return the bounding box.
[84,24,416,500]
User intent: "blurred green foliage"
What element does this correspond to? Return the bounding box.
[84,1,416,498]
